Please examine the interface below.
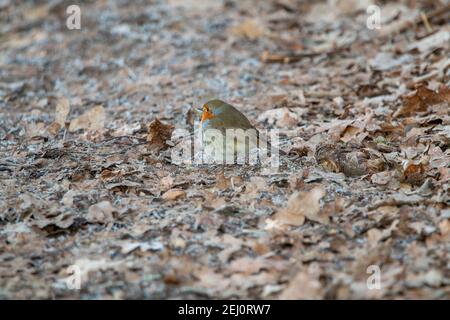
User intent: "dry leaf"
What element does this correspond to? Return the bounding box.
[230,19,266,40]
[27,121,47,138]
[160,176,174,191]
[274,187,326,226]
[168,0,221,10]
[162,189,185,201]
[55,97,70,126]
[215,171,230,189]
[147,118,174,151]
[257,107,299,128]
[32,213,74,230]
[371,171,393,185]
[438,220,450,237]
[367,219,399,246]
[407,28,450,53]
[369,52,412,71]
[86,201,116,223]
[69,105,106,132]
[57,258,123,286]
[280,267,323,299]
[48,97,70,135]
[394,85,450,118]
[61,190,77,207]
[228,257,267,275]
[217,234,244,263]
[402,160,426,185]
[120,241,163,254]
[406,269,443,288]
[47,122,62,136]
[4,0,450,301]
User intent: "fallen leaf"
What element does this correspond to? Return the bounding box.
[371,171,393,185]
[274,186,326,226]
[47,122,62,136]
[69,105,106,132]
[367,220,399,246]
[168,0,221,10]
[27,121,47,138]
[160,176,174,190]
[407,28,450,53]
[120,240,164,254]
[61,190,77,207]
[230,19,266,40]
[280,267,323,299]
[147,118,174,151]
[217,234,244,263]
[394,85,450,118]
[54,97,70,126]
[228,257,267,275]
[214,171,230,189]
[32,213,75,230]
[257,107,299,128]
[369,52,412,71]
[57,258,123,286]
[406,269,443,288]
[402,160,426,186]
[438,220,450,237]
[162,189,185,201]
[86,201,116,223]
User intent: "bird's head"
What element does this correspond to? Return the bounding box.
[198,99,226,123]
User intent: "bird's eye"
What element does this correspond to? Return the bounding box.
[203,105,209,112]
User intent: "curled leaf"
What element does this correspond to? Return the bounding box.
[147,118,174,151]
[274,186,326,226]
[394,85,450,118]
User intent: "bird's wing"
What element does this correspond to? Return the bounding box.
[220,103,254,129]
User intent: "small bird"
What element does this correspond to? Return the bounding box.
[198,99,284,164]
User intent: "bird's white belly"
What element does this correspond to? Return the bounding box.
[199,128,262,164]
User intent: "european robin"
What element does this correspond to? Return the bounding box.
[198,99,284,164]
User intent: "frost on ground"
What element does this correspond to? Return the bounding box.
[0,1,449,299]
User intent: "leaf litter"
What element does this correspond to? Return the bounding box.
[0,0,449,299]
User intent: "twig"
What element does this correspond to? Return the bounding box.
[261,51,323,64]
[380,4,450,39]
[420,12,432,33]
[260,45,349,64]
[424,3,450,22]
[98,135,146,145]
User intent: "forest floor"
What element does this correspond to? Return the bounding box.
[0,0,449,299]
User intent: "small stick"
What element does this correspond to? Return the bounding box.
[420,12,433,33]
[260,44,349,64]
[380,3,450,39]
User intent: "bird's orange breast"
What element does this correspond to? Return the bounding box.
[200,109,214,122]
